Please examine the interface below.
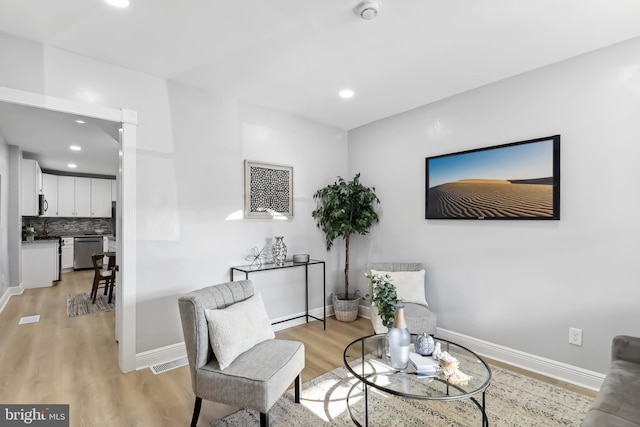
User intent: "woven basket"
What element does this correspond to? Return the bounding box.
[332,293,361,322]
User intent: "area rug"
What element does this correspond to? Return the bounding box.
[67,292,115,317]
[212,362,594,426]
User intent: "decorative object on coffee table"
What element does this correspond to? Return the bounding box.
[415,332,435,356]
[272,236,287,266]
[312,173,380,322]
[388,304,411,370]
[364,272,399,328]
[432,342,472,386]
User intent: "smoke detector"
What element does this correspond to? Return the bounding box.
[356,1,380,21]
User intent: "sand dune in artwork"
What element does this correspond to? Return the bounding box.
[427,179,554,218]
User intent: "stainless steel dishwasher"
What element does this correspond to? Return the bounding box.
[73,236,104,270]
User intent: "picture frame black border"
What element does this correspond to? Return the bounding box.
[425,135,561,220]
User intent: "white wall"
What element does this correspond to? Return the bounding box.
[0,33,348,353]
[348,36,640,373]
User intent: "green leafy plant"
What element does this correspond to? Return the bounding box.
[364,272,399,328]
[312,173,380,299]
[22,227,36,241]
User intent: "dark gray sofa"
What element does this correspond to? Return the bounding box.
[583,335,640,427]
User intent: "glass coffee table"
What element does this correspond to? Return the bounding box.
[343,334,492,426]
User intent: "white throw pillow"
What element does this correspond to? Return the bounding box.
[370,269,428,306]
[204,293,275,370]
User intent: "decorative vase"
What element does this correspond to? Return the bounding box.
[376,334,389,358]
[272,236,287,266]
[388,304,411,370]
[415,332,435,356]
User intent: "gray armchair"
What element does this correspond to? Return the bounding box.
[366,262,437,335]
[178,280,305,427]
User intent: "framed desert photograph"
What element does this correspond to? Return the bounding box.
[244,160,294,219]
[425,135,560,220]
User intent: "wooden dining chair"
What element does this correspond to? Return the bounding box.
[90,253,115,303]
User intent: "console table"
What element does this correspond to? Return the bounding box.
[230,259,326,330]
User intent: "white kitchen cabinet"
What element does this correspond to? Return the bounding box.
[57,176,75,216]
[75,177,91,216]
[21,158,42,216]
[42,173,58,217]
[22,241,59,288]
[111,179,117,202]
[56,176,100,217]
[62,237,74,270]
[91,178,112,217]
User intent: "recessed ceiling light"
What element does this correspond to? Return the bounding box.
[75,120,85,124]
[339,89,355,99]
[67,163,77,169]
[105,0,130,8]
[70,145,82,151]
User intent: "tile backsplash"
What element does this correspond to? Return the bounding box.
[22,217,112,236]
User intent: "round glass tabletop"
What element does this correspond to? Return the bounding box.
[343,334,492,400]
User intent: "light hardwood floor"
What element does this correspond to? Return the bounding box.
[0,271,594,427]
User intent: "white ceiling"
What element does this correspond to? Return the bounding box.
[0,102,120,176]
[1,0,640,174]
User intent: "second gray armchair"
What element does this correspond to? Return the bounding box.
[366,262,437,335]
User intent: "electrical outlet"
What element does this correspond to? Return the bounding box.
[569,327,583,346]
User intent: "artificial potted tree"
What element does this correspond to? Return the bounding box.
[312,173,380,322]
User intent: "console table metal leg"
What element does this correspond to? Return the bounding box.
[322,261,326,330]
[305,264,309,324]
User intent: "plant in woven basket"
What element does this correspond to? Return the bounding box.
[312,173,380,321]
[364,272,399,329]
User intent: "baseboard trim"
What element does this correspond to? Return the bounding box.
[360,307,604,391]
[0,284,25,314]
[136,342,187,371]
[436,328,604,391]
[139,307,603,391]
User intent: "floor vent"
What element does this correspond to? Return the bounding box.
[150,357,188,375]
[19,315,40,324]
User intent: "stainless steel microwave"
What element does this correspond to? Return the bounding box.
[38,194,48,216]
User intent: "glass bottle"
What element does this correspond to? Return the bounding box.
[388,304,411,370]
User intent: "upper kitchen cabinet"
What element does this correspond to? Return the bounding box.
[91,178,112,217]
[75,177,92,216]
[21,158,43,216]
[57,176,75,216]
[42,173,58,217]
[56,176,112,217]
[57,176,90,217]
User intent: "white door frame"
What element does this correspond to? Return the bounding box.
[0,86,137,373]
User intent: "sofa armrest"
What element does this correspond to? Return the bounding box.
[611,335,640,364]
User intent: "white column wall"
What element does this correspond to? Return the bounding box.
[0,135,8,296]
